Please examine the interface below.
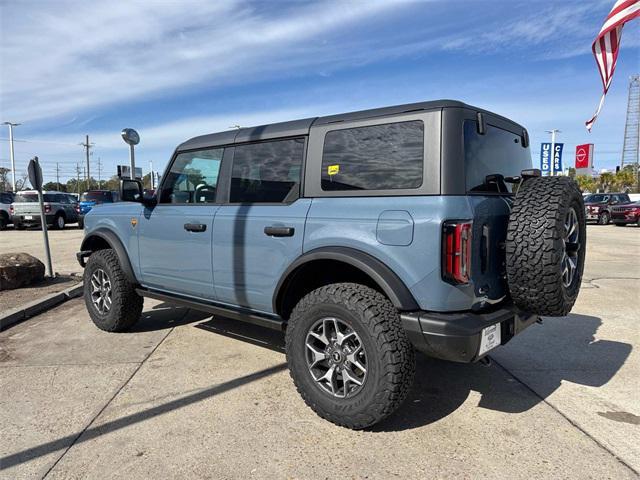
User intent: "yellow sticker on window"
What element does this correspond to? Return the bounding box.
[327,165,340,176]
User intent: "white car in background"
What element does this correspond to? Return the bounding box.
[0,191,14,229]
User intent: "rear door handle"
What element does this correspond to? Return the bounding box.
[264,226,295,237]
[184,223,207,232]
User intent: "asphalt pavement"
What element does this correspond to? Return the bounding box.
[0,224,638,479]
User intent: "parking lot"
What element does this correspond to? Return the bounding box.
[1,225,639,479]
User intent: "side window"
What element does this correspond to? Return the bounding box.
[321,121,423,191]
[160,148,223,204]
[230,138,305,203]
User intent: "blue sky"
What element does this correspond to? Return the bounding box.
[1,0,638,185]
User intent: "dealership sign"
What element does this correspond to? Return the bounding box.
[575,144,594,169]
[540,143,564,174]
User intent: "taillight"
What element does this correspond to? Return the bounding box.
[44,203,51,213]
[75,204,80,213]
[442,221,472,284]
[9,205,14,215]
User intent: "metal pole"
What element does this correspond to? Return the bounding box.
[56,162,60,190]
[85,134,90,183]
[34,158,53,277]
[150,160,154,189]
[129,144,135,179]
[3,122,20,191]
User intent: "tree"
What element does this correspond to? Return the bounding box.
[567,167,576,178]
[0,167,10,192]
[43,181,67,192]
[575,175,596,193]
[15,173,29,190]
[598,172,614,192]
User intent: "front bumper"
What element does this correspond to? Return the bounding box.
[612,214,639,224]
[586,213,600,221]
[401,306,539,363]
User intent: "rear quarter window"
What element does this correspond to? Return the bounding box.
[321,120,424,191]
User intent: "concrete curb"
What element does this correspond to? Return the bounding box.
[0,282,83,331]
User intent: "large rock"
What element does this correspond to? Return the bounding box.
[0,253,45,291]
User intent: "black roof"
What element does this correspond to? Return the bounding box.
[177,99,510,151]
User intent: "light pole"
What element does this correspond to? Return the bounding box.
[546,129,561,176]
[3,122,21,191]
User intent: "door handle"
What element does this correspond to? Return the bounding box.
[184,223,207,232]
[264,226,295,237]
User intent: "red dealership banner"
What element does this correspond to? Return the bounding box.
[575,144,594,169]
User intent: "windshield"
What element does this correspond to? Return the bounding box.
[81,191,113,202]
[584,194,608,203]
[464,120,532,194]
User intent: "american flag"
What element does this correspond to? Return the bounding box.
[586,0,640,131]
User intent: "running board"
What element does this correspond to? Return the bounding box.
[136,288,286,332]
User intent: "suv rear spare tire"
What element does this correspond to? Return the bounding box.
[506,177,586,316]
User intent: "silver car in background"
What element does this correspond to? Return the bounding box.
[11,190,80,230]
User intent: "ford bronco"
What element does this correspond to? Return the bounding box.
[77,100,586,429]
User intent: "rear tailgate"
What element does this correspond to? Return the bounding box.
[467,195,511,304]
[462,115,532,306]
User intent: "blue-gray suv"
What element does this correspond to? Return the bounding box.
[77,100,586,428]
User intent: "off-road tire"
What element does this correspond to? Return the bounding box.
[598,211,610,225]
[83,249,143,332]
[506,176,586,316]
[285,283,415,429]
[0,213,8,230]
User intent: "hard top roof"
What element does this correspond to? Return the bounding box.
[177,99,518,151]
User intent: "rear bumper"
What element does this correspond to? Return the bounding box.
[401,306,539,363]
[12,214,55,225]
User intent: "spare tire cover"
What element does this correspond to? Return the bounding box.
[506,176,586,316]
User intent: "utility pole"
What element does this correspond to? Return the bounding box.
[56,162,60,190]
[546,129,561,176]
[76,163,81,195]
[80,135,94,185]
[149,160,154,189]
[2,121,20,191]
[97,156,102,189]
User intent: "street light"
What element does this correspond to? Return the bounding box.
[3,121,21,191]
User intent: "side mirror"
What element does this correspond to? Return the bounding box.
[120,179,143,203]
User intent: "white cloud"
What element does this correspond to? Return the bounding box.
[0,0,410,122]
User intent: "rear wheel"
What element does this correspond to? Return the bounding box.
[83,249,143,332]
[285,283,415,429]
[506,176,586,316]
[53,213,65,230]
[0,213,7,230]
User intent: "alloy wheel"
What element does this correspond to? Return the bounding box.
[305,317,367,398]
[561,207,580,288]
[90,268,112,314]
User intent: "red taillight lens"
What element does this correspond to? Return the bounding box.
[442,221,472,284]
[9,205,14,215]
[75,204,80,213]
[44,203,51,213]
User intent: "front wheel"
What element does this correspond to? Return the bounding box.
[285,283,415,429]
[598,211,610,225]
[83,249,143,332]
